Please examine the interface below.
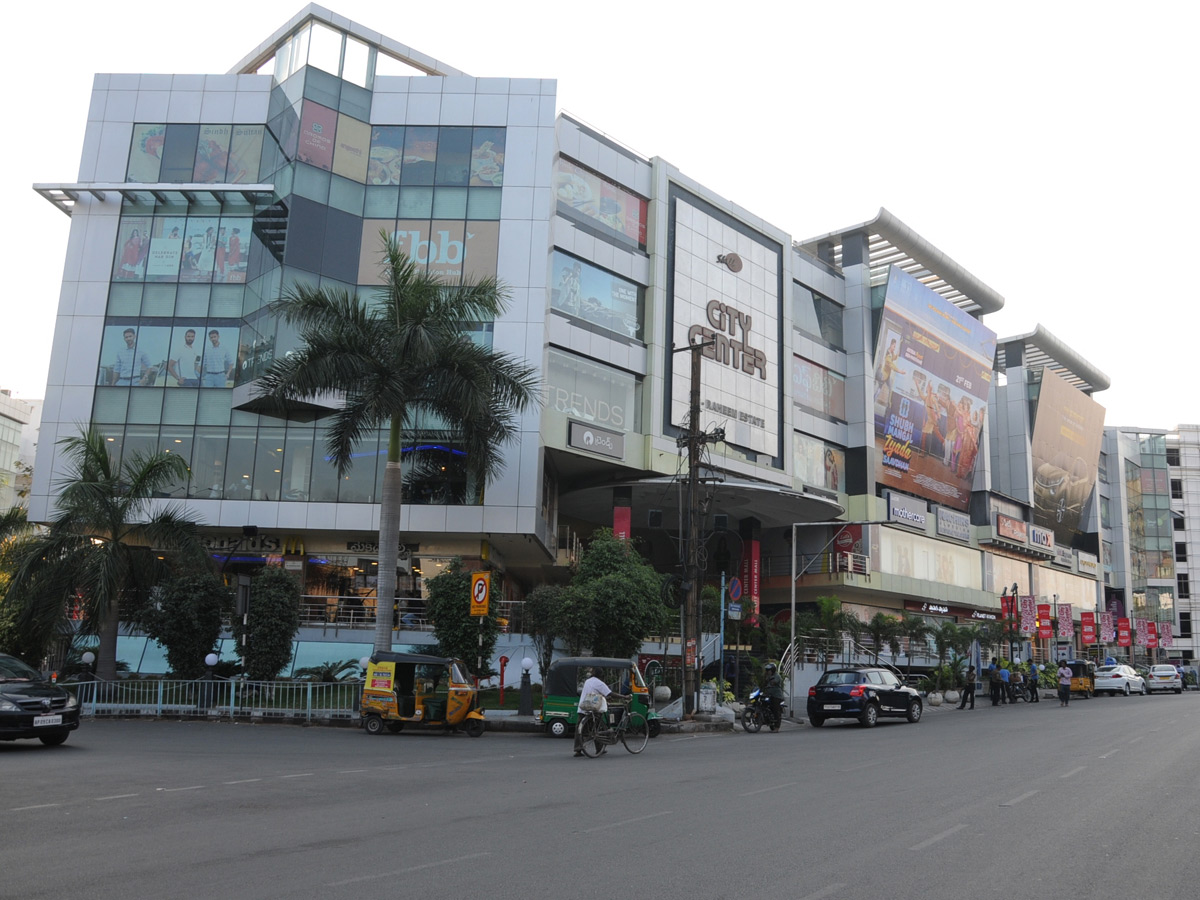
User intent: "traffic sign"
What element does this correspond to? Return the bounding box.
[728,602,742,621]
[470,572,490,617]
[728,577,743,602]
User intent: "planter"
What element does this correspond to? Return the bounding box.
[927,691,944,706]
[943,689,960,704]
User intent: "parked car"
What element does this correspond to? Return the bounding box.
[1146,664,1183,694]
[0,653,82,746]
[1093,664,1147,696]
[807,666,922,728]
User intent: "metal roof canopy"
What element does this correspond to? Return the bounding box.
[996,323,1111,394]
[33,183,276,217]
[795,207,1005,317]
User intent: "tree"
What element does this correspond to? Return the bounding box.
[135,573,230,678]
[294,659,361,682]
[233,567,301,681]
[424,559,501,678]
[814,595,851,670]
[521,583,563,678]
[897,612,935,680]
[932,621,960,672]
[4,427,206,679]
[864,611,899,665]
[258,234,538,656]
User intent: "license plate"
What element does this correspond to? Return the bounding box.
[823,704,841,711]
[33,714,62,727]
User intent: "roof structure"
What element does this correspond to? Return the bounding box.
[996,324,1111,394]
[795,207,1005,317]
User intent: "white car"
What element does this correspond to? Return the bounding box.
[1094,665,1147,696]
[1146,665,1183,694]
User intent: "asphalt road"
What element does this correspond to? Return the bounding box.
[4,692,1199,900]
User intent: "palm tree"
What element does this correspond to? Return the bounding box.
[897,611,934,680]
[259,233,539,655]
[814,595,851,670]
[864,611,899,665]
[5,426,206,679]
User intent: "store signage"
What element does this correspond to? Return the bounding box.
[568,421,625,460]
[996,515,1027,543]
[1077,552,1099,577]
[887,491,928,529]
[903,599,998,620]
[1052,546,1074,568]
[1029,525,1055,552]
[936,507,970,542]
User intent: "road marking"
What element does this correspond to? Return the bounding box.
[669,735,699,743]
[326,851,491,886]
[279,773,313,779]
[337,769,369,774]
[1060,767,1087,779]
[11,804,60,811]
[1099,748,1122,759]
[160,786,204,792]
[1001,790,1039,807]
[798,884,847,900]
[95,794,139,800]
[910,823,967,851]
[223,779,261,785]
[1128,735,1144,744]
[740,781,798,797]
[583,810,673,833]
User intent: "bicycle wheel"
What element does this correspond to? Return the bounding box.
[578,713,602,758]
[621,712,649,754]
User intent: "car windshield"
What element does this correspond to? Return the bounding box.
[0,655,42,682]
[1151,666,1177,674]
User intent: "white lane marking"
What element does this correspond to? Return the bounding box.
[798,885,847,900]
[670,735,699,743]
[327,851,490,886]
[223,778,261,785]
[11,803,61,811]
[338,769,369,774]
[95,793,139,800]
[1060,766,1087,778]
[1128,735,1144,744]
[583,810,674,834]
[740,781,799,797]
[1000,790,1039,807]
[910,823,967,850]
[279,773,313,779]
[160,786,204,792]
[1099,748,1122,759]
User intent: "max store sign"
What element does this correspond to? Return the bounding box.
[687,300,767,380]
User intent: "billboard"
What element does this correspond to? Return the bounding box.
[872,267,996,511]
[1030,368,1106,545]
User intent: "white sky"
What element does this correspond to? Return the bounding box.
[5,1,1197,430]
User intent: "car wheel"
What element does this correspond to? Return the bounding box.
[906,699,922,723]
[547,718,569,738]
[859,703,879,728]
[1176,688,1183,694]
[38,733,69,747]
[1123,683,1131,696]
[363,714,385,735]
[809,715,824,727]
[1141,684,1147,695]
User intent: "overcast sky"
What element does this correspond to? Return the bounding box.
[6,1,1197,430]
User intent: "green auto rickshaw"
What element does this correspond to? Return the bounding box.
[538,656,661,739]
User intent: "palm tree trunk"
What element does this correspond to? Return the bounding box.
[97,600,120,680]
[372,419,404,654]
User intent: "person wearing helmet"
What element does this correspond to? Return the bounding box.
[762,663,785,731]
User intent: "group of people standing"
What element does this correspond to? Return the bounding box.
[955,658,1076,709]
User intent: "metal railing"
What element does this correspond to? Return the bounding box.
[62,678,363,724]
[294,595,526,634]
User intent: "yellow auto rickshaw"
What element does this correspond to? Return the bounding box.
[1067,659,1096,698]
[360,651,486,737]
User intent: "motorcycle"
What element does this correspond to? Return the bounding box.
[741,688,783,733]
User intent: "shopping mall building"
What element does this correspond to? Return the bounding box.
[31,5,1181,675]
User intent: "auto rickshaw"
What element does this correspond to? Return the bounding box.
[538,656,661,738]
[360,651,486,737]
[1067,658,1096,698]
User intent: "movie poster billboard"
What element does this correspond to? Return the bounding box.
[872,266,997,511]
[1030,368,1106,545]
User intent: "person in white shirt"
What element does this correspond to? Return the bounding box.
[574,669,613,757]
[1057,662,1074,706]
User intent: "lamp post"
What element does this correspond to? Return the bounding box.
[81,651,95,681]
[202,652,218,710]
[518,657,534,716]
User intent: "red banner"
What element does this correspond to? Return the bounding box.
[1117,617,1132,647]
[612,506,631,541]
[1080,611,1096,644]
[740,540,761,614]
[1037,604,1052,639]
[1147,622,1159,648]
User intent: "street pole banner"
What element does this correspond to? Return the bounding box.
[1038,604,1053,639]
[1019,595,1036,634]
[1160,622,1174,648]
[1099,612,1114,643]
[1057,603,1073,639]
[1118,617,1131,647]
[1147,622,1159,649]
[1135,618,1148,647]
[1080,611,1096,644]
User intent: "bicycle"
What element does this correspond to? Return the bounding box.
[576,699,649,757]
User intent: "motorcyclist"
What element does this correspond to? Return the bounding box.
[762,663,785,731]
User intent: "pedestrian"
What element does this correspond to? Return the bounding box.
[1057,660,1073,706]
[1028,663,1040,702]
[988,657,1001,706]
[957,666,976,709]
[999,662,1010,704]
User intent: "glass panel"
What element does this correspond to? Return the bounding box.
[545,349,638,434]
[289,25,311,78]
[328,175,365,216]
[199,326,238,388]
[141,284,176,316]
[176,285,211,317]
[294,163,331,203]
[182,216,219,283]
[434,127,472,186]
[165,326,203,388]
[431,187,468,219]
[553,157,648,246]
[196,389,231,426]
[224,428,258,500]
[307,22,343,76]
[194,125,232,183]
[332,114,371,183]
[470,128,505,186]
[466,188,502,220]
[368,126,405,185]
[252,427,286,501]
[107,283,142,316]
[122,425,158,467]
[297,100,338,171]
[340,82,372,121]
[99,324,160,387]
[160,124,199,182]
[210,286,244,317]
[309,433,340,502]
[342,36,370,87]
[215,219,251,285]
[162,387,199,424]
[127,125,166,182]
[401,127,438,185]
[364,186,399,218]
[92,388,129,424]
[127,389,164,425]
[282,425,315,501]
[338,431,381,503]
[227,125,265,183]
[114,217,152,282]
[145,217,185,282]
[190,427,228,498]
[157,427,193,498]
[398,186,433,219]
[550,250,642,340]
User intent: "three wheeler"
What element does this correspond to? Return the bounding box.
[1067,658,1096,699]
[360,651,486,737]
[538,656,662,739]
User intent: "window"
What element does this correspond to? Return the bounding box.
[1180,612,1192,638]
[1171,479,1183,500]
[549,250,643,341]
[1176,542,1188,563]
[1167,447,1181,466]
[1178,574,1190,599]
[793,283,844,349]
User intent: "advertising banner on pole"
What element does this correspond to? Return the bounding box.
[1117,617,1132,647]
[1038,604,1053,639]
[1057,603,1073,639]
[1080,611,1096,644]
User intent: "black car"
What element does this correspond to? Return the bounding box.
[806,666,923,727]
[0,653,81,747]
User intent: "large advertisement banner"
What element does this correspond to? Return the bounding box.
[872,267,997,511]
[1081,611,1096,644]
[1030,368,1106,545]
[1038,604,1053,639]
[1117,617,1132,647]
[1057,603,1074,639]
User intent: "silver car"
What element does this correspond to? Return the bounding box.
[1146,665,1183,694]
[1094,665,1147,696]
